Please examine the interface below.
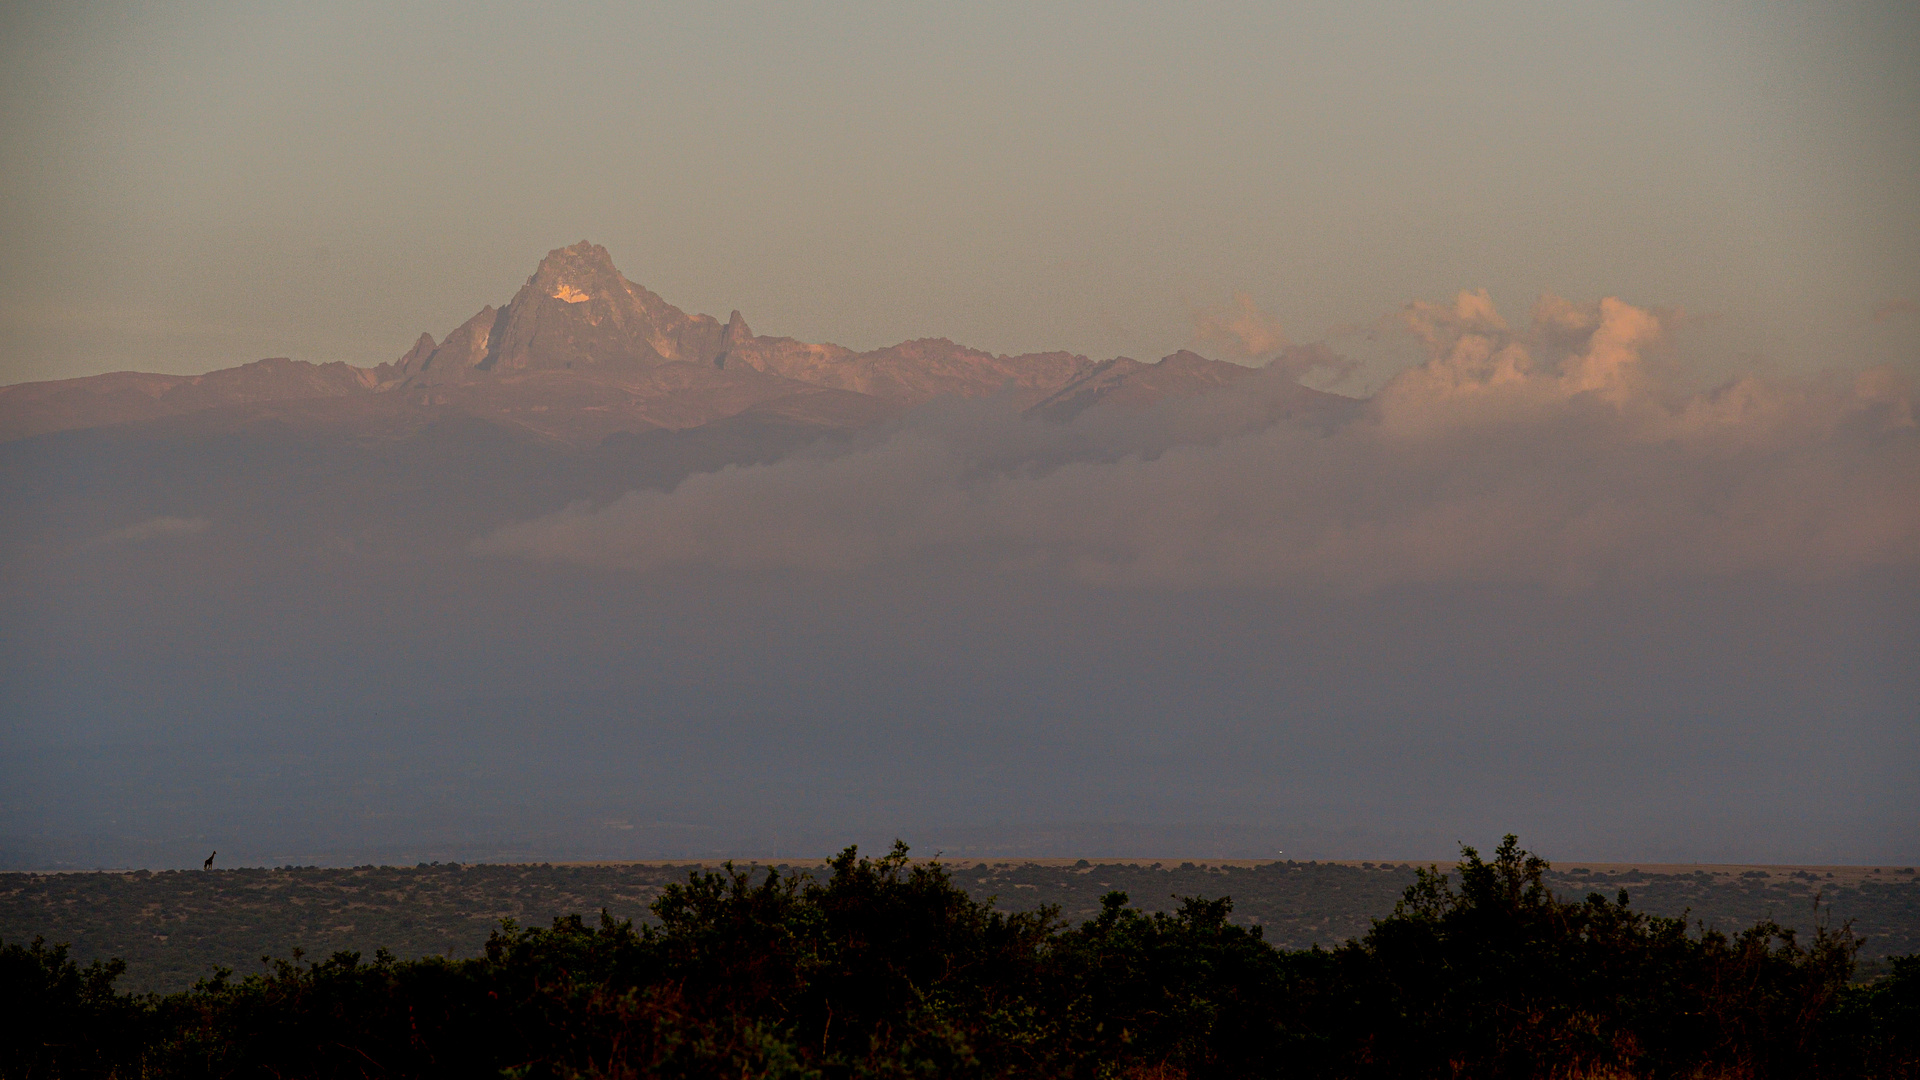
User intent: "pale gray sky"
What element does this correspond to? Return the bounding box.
[2,1,1916,384]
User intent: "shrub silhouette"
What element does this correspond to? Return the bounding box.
[2,837,1914,1079]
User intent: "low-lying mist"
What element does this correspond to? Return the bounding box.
[483,293,1915,588]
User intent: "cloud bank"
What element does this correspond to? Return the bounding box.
[478,293,1917,590]
[1193,292,1289,359]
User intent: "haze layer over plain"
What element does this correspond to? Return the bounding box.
[2,243,1915,867]
[1,3,1916,384]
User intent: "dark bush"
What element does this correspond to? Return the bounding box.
[2,838,1913,1079]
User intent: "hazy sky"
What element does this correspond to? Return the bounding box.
[2,1,1916,385]
[2,3,1917,870]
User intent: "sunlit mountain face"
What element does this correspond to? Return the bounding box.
[1,244,1914,870]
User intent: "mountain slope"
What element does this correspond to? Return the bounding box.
[0,358,382,443]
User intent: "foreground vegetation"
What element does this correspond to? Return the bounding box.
[9,852,1916,996]
[3,838,1916,1078]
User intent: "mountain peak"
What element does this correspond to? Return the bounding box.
[527,240,625,305]
[394,241,733,377]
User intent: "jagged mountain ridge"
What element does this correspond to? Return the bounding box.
[388,242,735,382]
[1,241,1316,445]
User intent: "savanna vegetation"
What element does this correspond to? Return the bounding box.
[8,851,1915,996]
[2,838,1915,1078]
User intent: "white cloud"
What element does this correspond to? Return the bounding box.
[1193,292,1288,360]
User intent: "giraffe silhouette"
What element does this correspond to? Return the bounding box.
[203,851,216,870]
